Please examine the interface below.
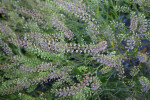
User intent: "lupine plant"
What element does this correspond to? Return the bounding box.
[0,0,150,100]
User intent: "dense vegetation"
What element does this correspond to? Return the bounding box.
[0,0,150,99]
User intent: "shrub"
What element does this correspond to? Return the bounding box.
[0,0,150,99]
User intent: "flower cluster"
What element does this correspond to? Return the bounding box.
[95,54,122,67]
[114,5,130,13]
[0,22,16,38]
[0,39,13,56]
[110,20,126,40]
[7,37,32,49]
[137,52,148,63]
[0,66,71,95]
[16,6,46,24]
[87,21,100,35]
[138,13,148,34]
[90,41,107,55]
[95,54,125,79]
[134,0,146,6]
[125,35,136,51]
[103,25,115,42]
[31,70,68,86]
[116,65,126,79]
[0,83,26,95]
[55,75,100,97]
[90,80,100,91]
[129,12,138,33]
[19,62,54,72]
[52,0,97,23]
[72,0,96,16]
[129,66,140,77]
[15,32,107,55]
[0,79,31,95]
[50,14,74,40]
[22,32,67,53]
[129,12,148,39]
[65,41,107,55]
[110,20,126,29]
[7,32,58,53]
[55,86,78,97]
[52,0,100,40]
[139,76,150,92]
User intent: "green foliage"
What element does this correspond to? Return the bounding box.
[0,0,150,100]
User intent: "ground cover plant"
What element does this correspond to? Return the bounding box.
[0,0,150,100]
